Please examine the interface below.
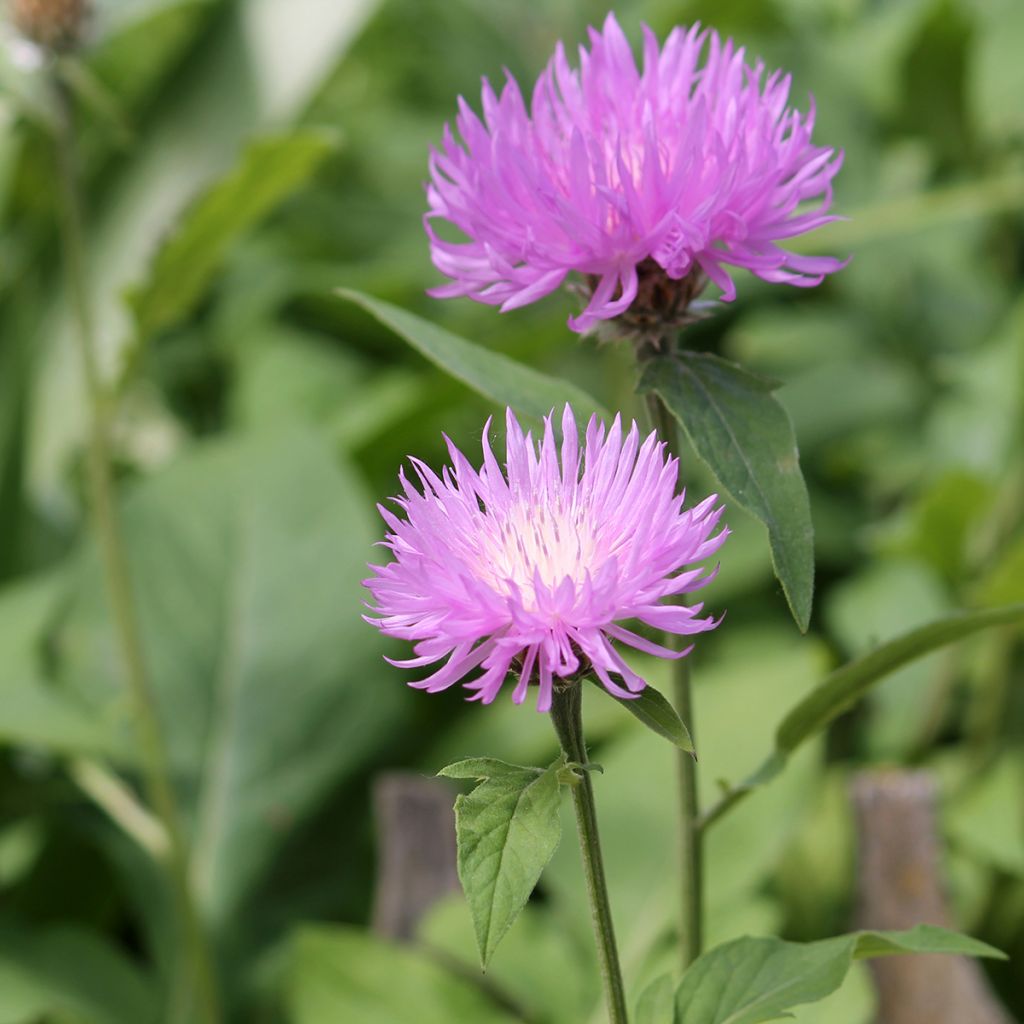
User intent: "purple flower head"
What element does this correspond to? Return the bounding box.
[364,405,728,712]
[426,13,845,334]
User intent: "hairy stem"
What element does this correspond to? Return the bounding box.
[51,71,221,1024]
[645,391,703,968]
[550,684,629,1024]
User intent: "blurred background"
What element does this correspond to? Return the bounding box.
[0,0,1022,1020]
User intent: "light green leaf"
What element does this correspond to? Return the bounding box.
[673,926,1003,1024]
[635,974,675,1024]
[338,290,609,422]
[701,603,1024,830]
[640,352,814,632]
[438,758,545,783]
[59,429,402,930]
[969,0,1024,143]
[419,895,596,1024]
[440,756,563,967]
[0,925,158,1024]
[590,679,694,753]
[0,573,127,758]
[286,925,518,1024]
[128,131,337,343]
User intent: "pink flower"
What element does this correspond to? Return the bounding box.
[364,406,727,712]
[426,14,845,333]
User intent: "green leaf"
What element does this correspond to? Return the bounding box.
[673,926,1004,1024]
[775,603,1024,754]
[635,974,675,1024]
[590,679,694,753]
[338,289,609,422]
[700,603,1024,830]
[640,352,814,632]
[969,0,1024,143]
[0,925,158,1024]
[0,573,127,759]
[418,895,596,1024]
[438,758,545,783]
[59,429,402,931]
[29,0,381,505]
[439,756,563,967]
[286,925,518,1024]
[128,131,337,343]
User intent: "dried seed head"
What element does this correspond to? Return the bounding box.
[9,0,90,53]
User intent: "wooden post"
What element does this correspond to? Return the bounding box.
[851,771,1011,1024]
[371,773,461,942]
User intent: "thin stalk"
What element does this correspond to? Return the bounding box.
[51,71,221,1024]
[550,684,629,1024]
[644,391,703,968]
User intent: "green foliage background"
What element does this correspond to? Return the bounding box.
[0,0,1021,1020]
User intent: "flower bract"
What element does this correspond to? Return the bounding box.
[426,13,845,332]
[364,405,727,711]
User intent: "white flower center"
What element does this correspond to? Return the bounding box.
[474,500,598,603]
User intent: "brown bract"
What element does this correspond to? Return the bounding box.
[582,259,709,352]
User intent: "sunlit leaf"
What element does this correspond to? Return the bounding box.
[438,756,563,967]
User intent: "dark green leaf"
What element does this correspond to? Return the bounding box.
[590,678,694,753]
[0,925,158,1024]
[286,925,518,1024]
[338,290,609,422]
[128,131,337,343]
[640,352,813,631]
[439,756,563,967]
[674,926,1003,1024]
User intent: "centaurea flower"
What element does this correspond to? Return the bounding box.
[426,13,845,334]
[364,406,727,711]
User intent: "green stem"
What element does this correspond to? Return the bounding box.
[670,657,702,967]
[51,71,221,1024]
[550,684,629,1024]
[645,392,703,968]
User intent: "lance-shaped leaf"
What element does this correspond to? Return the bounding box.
[129,130,338,343]
[438,757,563,967]
[775,602,1024,753]
[673,926,1004,1024]
[699,603,1024,830]
[339,290,608,423]
[590,678,694,753]
[640,352,813,632]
